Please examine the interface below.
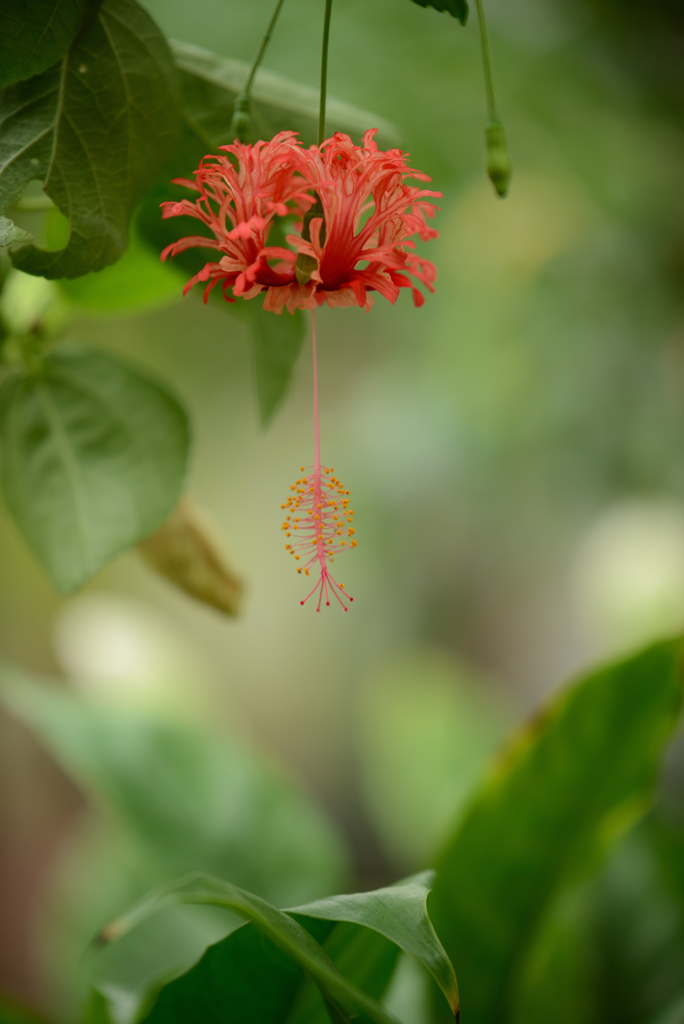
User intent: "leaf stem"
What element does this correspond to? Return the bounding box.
[474,0,497,122]
[318,0,334,146]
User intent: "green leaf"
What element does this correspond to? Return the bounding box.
[98,875,399,1024]
[0,346,189,592]
[409,0,468,27]
[0,217,32,248]
[507,882,601,1024]
[428,640,684,1024]
[0,664,346,906]
[289,872,459,1019]
[0,0,179,279]
[591,811,684,1024]
[97,872,456,1024]
[80,989,116,1024]
[0,0,102,90]
[286,922,401,1024]
[231,300,306,426]
[135,41,398,425]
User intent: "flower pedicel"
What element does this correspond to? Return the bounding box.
[162,129,440,608]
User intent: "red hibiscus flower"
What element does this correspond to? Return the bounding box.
[161,129,440,313]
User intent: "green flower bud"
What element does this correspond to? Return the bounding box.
[485,119,512,198]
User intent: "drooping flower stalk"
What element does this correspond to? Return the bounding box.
[229,0,287,143]
[280,310,356,611]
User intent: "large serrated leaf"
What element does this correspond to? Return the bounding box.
[0,0,179,278]
[428,640,684,1024]
[409,0,468,26]
[0,346,189,593]
[0,0,102,89]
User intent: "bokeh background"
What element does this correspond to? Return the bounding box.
[2,0,684,1017]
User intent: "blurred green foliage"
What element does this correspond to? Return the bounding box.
[1,0,684,1023]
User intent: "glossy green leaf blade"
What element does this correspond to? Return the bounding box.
[591,812,684,1024]
[98,874,401,1024]
[140,919,310,1024]
[0,347,189,592]
[507,882,600,1024]
[409,0,468,26]
[0,0,178,278]
[285,922,400,1024]
[0,1,101,89]
[429,640,684,1024]
[291,872,458,1018]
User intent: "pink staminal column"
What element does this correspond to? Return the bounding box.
[280,310,356,610]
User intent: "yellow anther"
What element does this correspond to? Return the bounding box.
[300,466,305,471]
[348,528,355,535]
[295,555,300,560]
[339,583,345,589]
[351,540,358,548]
[341,541,346,546]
